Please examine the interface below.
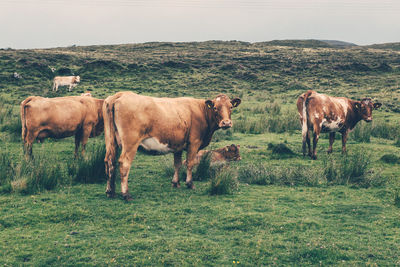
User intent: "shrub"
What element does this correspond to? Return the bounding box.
[233,109,300,134]
[234,116,267,134]
[0,102,14,125]
[394,189,400,208]
[394,137,400,147]
[209,167,239,195]
[380,154,400,164]
[350,122,371,143]
[267,143,295,159]
[68,142,107,184]
[264,101,281,116]
[212,128,234,142]
[371,121,400,140]
[265,109,300,133]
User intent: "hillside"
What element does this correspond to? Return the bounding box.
[0,40,399,113]
[365,42,400,51]
[1,41,400,266]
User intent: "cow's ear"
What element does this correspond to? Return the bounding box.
[373,102,382,109]
[354,102,361,110]
[205,100,214,109]
[237,144,240,148]
[231,98,241,108]
[225,147,229,152]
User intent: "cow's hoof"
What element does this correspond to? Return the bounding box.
[122,193,133,202]
[186,182,195,189]
[311,155,317,160]
[172,182,180,188]
[106,191,115,198]
[327,150,332,154]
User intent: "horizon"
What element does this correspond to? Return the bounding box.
[1,0,399,49]
[1,39,396,51]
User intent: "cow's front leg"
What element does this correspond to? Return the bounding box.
[172,151,182,188]
[327,132,335,154]
[341,130,349,154]
[185,143,201,189]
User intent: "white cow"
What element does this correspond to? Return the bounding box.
[52,76,80,92]
[81,92,92,97]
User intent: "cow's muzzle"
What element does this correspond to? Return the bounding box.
[365,117,372,122]
[219,120,232,129]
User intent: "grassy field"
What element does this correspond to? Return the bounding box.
[1,40,400,265]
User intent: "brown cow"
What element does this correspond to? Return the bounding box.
[297,90,381,159]
[184,144,241,166]
[21,96,104,158]
[103,92,241,200]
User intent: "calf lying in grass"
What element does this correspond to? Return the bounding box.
[184,144,241,166]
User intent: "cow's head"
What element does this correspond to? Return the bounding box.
[354,98,382,122]
[223,144,241,161]
[75,76,81,83]
[205,94,241,129]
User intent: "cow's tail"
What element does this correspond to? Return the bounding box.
[20,96,35,143]
[103,95,121,195]
[301,90,313,156]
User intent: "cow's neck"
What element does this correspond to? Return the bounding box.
[201,106,219,149]
[347,101,362,130]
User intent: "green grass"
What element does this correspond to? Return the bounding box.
[0,41,400,265]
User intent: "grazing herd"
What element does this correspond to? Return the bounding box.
[20,76,382,200]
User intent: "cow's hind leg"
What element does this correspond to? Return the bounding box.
[341,130,349,154]
[79,125,93,157]
[306,130,312,157]
[24,130,37,159]
[327,132,335,154]
[172,151,183,188]
[74,129,83,158]
[118,143,140,201]
[311,125,321,160]
[105,146,117,198]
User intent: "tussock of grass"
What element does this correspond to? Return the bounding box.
[163,152,224,182]
[10,154,68,194]
[0,151,14,193]
[68,142,107,184]
[239,150,384,188]
[323,150,384,188]
[1,142,107,195]
[209,167,239,195]
[238,163,322,187]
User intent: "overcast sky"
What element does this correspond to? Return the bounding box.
[0,0,399,49]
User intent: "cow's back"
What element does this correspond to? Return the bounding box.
[24,96,102,138]
[112,92,205,150]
